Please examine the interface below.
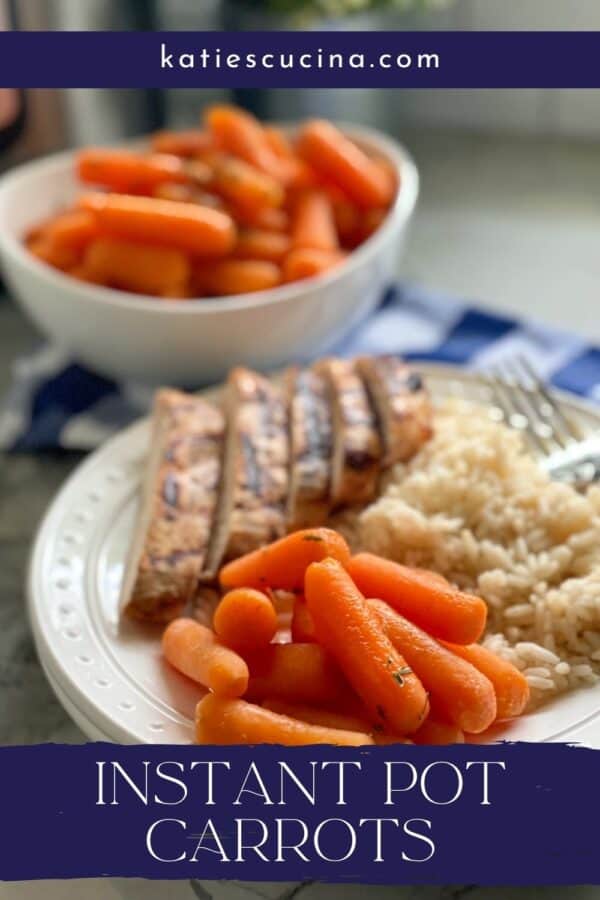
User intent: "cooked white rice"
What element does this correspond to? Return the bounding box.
[343,399,600,708]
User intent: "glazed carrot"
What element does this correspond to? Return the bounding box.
[262,698,372,735]
[370,599,496,734]
[290,190,339,252]
[83,237,190,297]
[28,236,81,271]
[412,716,465,745]
[79,193,236,256]
[245,642,347,706]
[213,588,277,652]
[44,209,99,251]
[193,259,281,297]
[441,641,530,719]
[231,203,290,233]
[305,558,429,735]
[196,695,373,746]
[151,129,214,157]
[219,527,351,592]
[162,618,248,698]
[330,195,361,245]
[77,149,189,193]
[263,125,316,188]
[205,105,289,181]
[348,554,487,645]
[211,155,284,209]
[291,596,317,643]
[233,229,291,263]
[297,120,395,208]
[282,247,345,283]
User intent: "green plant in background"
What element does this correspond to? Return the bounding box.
[239,0,452,16]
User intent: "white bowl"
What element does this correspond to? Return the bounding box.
[0,125,418,385]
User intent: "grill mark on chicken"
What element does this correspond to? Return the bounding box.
[356,355,432,467]
[315,357,381,507]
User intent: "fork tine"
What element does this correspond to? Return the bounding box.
[500,357,569,451]
[488,364,553,456]
[517,355,583,442]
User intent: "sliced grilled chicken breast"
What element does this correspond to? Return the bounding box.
[315,357,382,507]
[205,367,288,574]
[356,355,433,467]
[120,389,225,623]
[286,366,333,530]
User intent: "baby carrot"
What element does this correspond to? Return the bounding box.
[233,229,291,263]
[348,554,487,645]
[244,642,347,706]
[213,588,277,652]
[441,641,530,719]
[83,237,190,297]
[151,129,214,157]
[370,599,496,734]
[291,596,317,643]
[282,248,345,283]
[28,236,81,271]
[196,695,374,746]
[305,558,429,735]
[263,126,316,188]
[193,259,281,296]
[162,618,249,698]
[77,149,188,193]
[44,209,99,251]
[262,699,372,735]
[219,527,352,592]
[211,155,285,210]
[412,716,465,745]
[290,190,339,252]
[205,104,289,182]
[79,192,236,256]
[231,203,290,233]
[297,120,395,208]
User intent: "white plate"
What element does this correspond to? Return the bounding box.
[27,363,600,746]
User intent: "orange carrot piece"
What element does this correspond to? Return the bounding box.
[151,129,214,157]
[233,229,291,263]
[219,527,352,592]
[291,596,317,643]
[348,554,487,645]
[77,149,189,193]
[205,105,289,181]
[290,190,339,252]
[412,716,465,745]
[196,695,373,746]
[305,558,429,735]
[282,248,345,283]
[370,599,496,734]
[297,120,395,208]
[27,236,81,271]
[162,618,249,698]
[262,698,372,734]
[263,125,316,188]
[83,237,190,297]
[211,155,284,209]
[231,203,290,233]
[79,192,236,256]
[193,259,281,297]
[441,641,530,719]
[44,209,99,251]
[245,642,347,706]
[213,588,277,652]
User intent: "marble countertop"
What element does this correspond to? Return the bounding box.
[2,128,600,897]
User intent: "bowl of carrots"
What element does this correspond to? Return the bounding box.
[0,106,418,385]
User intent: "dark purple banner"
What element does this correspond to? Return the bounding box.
[0,741,599,883]
[0,31,600,88]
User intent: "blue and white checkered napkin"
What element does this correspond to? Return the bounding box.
[2,283,599,452]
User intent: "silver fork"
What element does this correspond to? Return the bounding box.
[484,355,600,488]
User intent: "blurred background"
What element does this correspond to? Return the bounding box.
[1,0,599,345]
